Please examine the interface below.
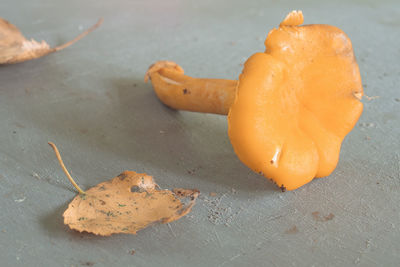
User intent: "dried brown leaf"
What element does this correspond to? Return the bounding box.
[63,171,199,236]
[0,17,103,64]
[48,142,199,236]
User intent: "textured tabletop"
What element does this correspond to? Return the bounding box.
[0,0,399,266]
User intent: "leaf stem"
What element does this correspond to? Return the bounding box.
[54,18,104,52]
[48,142,86,194]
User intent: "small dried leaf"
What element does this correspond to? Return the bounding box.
[63,171,199,236]
[0,17,102,64]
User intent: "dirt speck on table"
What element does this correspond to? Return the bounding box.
[80,261,95,266]
[312,211,335,222]
[202,193,242,226]
[285,225,299,234]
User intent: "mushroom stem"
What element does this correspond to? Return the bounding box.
[48,142,86,195]
[145,61,237,115]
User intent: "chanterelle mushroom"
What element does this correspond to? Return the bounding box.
[145,11,363,191]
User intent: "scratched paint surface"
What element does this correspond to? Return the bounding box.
[0,0,399,266]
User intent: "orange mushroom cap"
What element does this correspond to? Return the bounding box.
[227,11,363,191]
